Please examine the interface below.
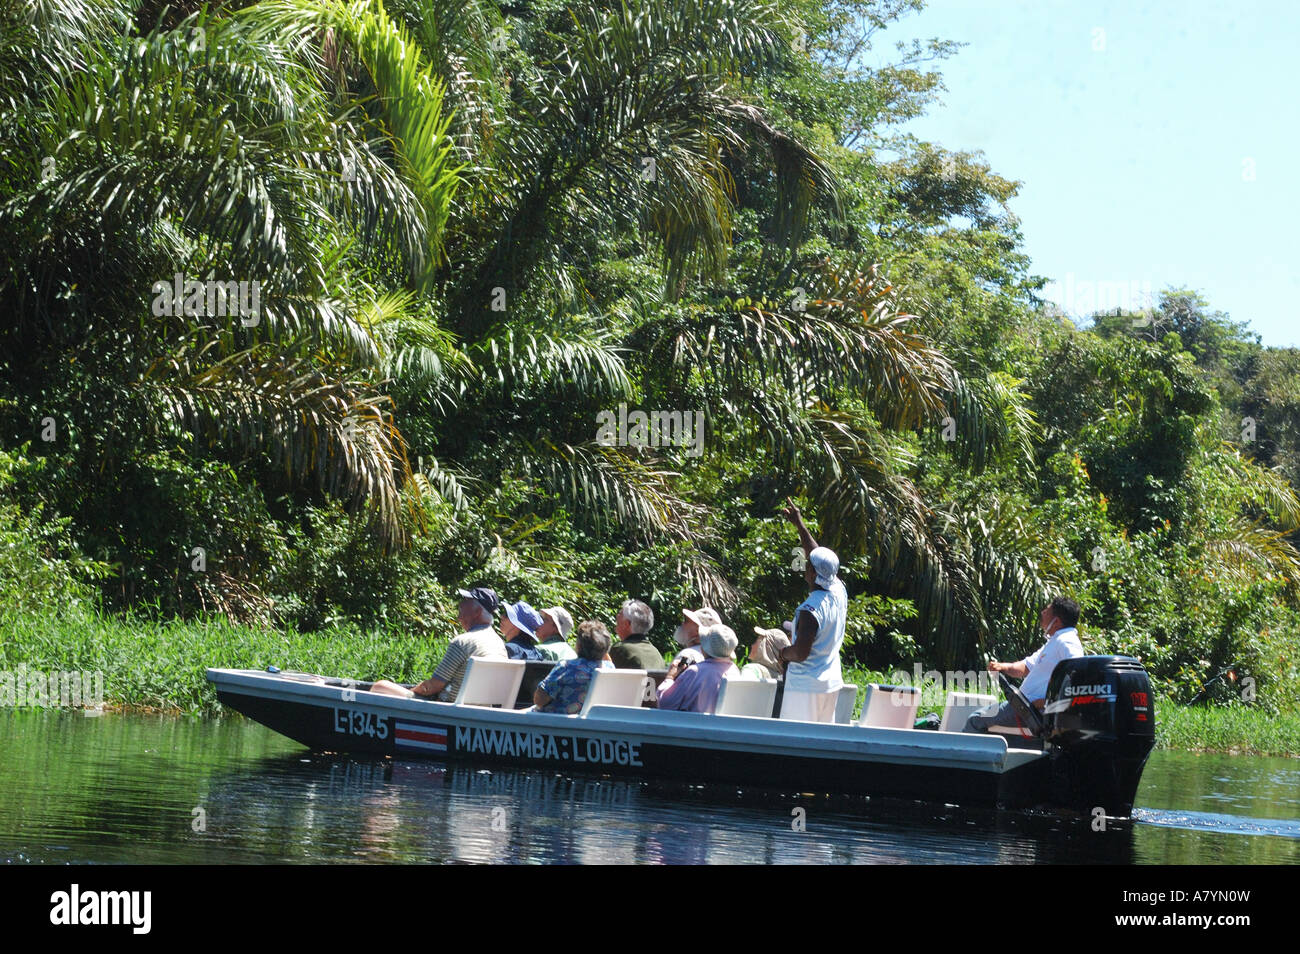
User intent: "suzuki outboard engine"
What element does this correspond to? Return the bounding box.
[1041,655,1156,817]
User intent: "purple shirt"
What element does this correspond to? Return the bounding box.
[656,658,738,713]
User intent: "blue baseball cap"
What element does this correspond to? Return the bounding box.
[457,587,500,615]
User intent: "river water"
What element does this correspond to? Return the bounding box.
[1,710,1296,864]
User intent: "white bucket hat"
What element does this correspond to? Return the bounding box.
[700,624,738,659]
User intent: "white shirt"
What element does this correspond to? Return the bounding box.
[787,579,847,691]
[1019,627,1084,701]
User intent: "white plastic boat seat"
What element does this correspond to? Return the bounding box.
[778,687,840,723]
[454,657,527,708]
[579,668,651,717]
[833,683,860,724]
[939,691,999,732]
[856,683,920,729]
[715,677,778,718]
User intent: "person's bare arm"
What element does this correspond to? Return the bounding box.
[988,660,1028,679]
[782,499,819,559]
[367,679,415,699]
[533,686,552,708]
[665,650,694,682]
[780,610,818,664]
[412,675,448,697]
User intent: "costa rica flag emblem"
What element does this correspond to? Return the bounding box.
[394,720,448,752]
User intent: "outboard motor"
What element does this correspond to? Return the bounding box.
[1041,655,1156,817]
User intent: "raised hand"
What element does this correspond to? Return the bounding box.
[781,497,803,525]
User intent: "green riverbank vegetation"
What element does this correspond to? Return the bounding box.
[2,609,1298,758]
[1,0,1298,752]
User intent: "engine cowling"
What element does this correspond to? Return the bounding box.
[1041,655,1156,817]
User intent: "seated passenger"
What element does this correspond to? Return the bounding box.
[502,601,546,661]
[536,606,577,661]
[533,620,613,714]
[610,599,663,670]
[657,624,739,714]
[658,605,721,692]
[741,624,790,680]
[369,587,505,702]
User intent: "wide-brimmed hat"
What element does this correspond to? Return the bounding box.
[457,586,500,615]
[749,627,790,675]
[752,625,787,642]
[505,601,544,638]
[541,606,574,639]
[682,606,721,628]
[700,623,738,659]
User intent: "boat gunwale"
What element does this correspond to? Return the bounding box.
[207,667,1042,774]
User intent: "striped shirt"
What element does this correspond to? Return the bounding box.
[431,625,506,702]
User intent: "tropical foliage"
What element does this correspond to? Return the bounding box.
[1,0,1297,714]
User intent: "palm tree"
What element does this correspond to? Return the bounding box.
[301,0,843,602]
[0,0,460,609]
[413,0,836,324]
[315,0,1065,650]
[621,256,1071,664]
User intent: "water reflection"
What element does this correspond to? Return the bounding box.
[200,751,1139,864]
[0,710,1295,864]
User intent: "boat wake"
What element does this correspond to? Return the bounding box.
[1133,807,1300,840]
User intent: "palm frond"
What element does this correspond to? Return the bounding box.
[143,337,412,546]
[239,0,462,281]
[1201,517,1300,590]
[467,325,632,397]
[1216,444,1300,532]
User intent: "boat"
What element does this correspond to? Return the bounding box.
[206,654,1156,817]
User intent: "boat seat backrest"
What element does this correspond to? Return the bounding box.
[714,677,778,718]
[455,657,527,708]
[579,669,650,717]
[857,683,920,729]
[515,660,563,708]
[938,691,998,732]
[778,686,839,723]
[833,683,860,724]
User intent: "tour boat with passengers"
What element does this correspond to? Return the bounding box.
[206,653,1156,817]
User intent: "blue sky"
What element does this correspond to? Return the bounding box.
[872,0,1299,345]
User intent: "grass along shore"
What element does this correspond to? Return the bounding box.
[2,609,1297,757]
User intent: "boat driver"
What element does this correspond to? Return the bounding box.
[965,597,1084,732]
